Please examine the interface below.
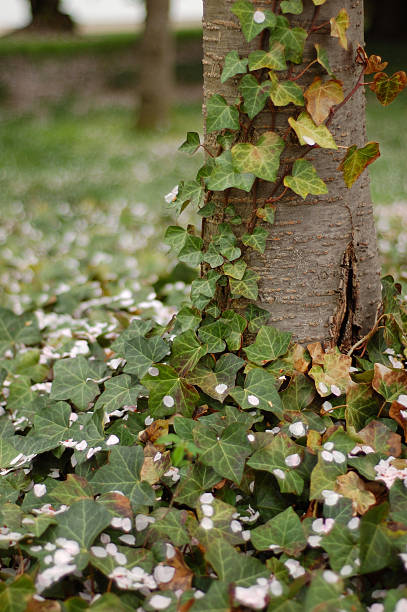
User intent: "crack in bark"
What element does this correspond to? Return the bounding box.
[330,240,360,351]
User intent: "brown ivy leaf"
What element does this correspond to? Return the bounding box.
[139,418,169,444]
[308,346,352,397]
[27,600,61,612]
[330,9,349,50]
[372,362,407,403]
[370,71,407,106]
[365,54,389,75]
[338,142,380,188]
[336,471,376,514]
[389,400,407,441]
[140,442,171,484]
[157,549,194,593]
[304,77,344,125]
[98,492,133,519]
[358,420,402,458]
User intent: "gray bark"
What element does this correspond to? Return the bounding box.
[137,0,175,130]
[203,0,381,348]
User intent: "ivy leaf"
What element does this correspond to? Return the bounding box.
[220,311,247,351]
[203,242,224,268]
[50,357,105,411]
[171,330,207,375]
[372,362,407,402]
[360,504,394,573]
[315,43,334,77]
[322,524,359,575]
[206,151,255,193]
[304,77,344,125]
[230,367,283,418]
[345,382,380,432]
[269,73,305,107]
[195,498,246,546]
[308,345,351,397]
[284,159,328,200]
[269,16,307,64]
[338,142,380,188]
[230,269,260,300]
[281,373,315,412]
[50,474,93,505]
[188,353,244,401]
[151,508,192,547]
[52,499,112,551]
[0,575,36,612]
[198,321,226,353]
[336,471,376,514]
[244,325,292,365]
[365,54,389,75]
[281,0,303,15]
[369,71,407,106]
[91,446,155,508]
[232,132,285,183]
[330,9,350,50]
[193,422,252,484]
[248,43,287,72]
[177,180,205,211]
[95,375,144,413]
[178,132,201,155]
[189,581,230,612]
[304,572,344,611]
[176,463,221,506]
[242,227,269,254]
[221,51,248,83]
[191,271,220,310]
[251,507,307,554]
[123,334,169,380]
[239,75,272,120]
[0,308,40,356]
[141,364,199,418]
[231,0,277,43]
[205,539,268,585]
[206,95,240,133]
[164,226,203,266]
[288,111,337,149]
[223,259,247,280]
[312,0,327,4]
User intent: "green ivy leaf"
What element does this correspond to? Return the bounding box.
[289,111,337,149]
[269,73,305,107]
[171,330,207,374]
[284,159,328,199]
[230,269,260,300]
[178,132,201,154]
[315,43,334,76]
[50,474,93,505]
[91,446,155,508]
[338,142,380,188]
[220,311,247,351]
[281,0,303,14]
[221,51,248,83]
[206,539,268,585]
[0,308,40,356]
[360,504,394,573]
[230,367,283,417]
[190,581,230,612]
[52,499,112,550]
[269,16,307,64]
[206,151,255,193]
[198,321,227,353]
[239,75,272,120]
[242,227,269,254]
[123,334,169,379]
[193,422,252,484]
[151,507,192,547]
[204,242,224,269]
[191,271,221,310]
[322,524,359,574]
[251,506,307,554]
[176,463,221,506]
[223,258,247,280]
[141,363,199,417]
[246,304,270,333]
[50,356,106,411]
[345,382,380,432]
[95,375,144,413]
[244,325,292,365]
[0,574,36,612]
[248,42,287,72]
[206,95,240,133]
[304,572,345,611]
[232,132,285,182]
[177,180,205,211]
[231,0,277,43]
[188,353,245,401]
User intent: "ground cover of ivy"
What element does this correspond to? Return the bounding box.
[0,92,407,608]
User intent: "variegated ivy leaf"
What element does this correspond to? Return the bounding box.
[203,242,224,268]
[195,498,246,546]
[164,226,203,266]
[229,269,260,300]
[223,258,247,280]
[206,95,240,133]
[252,507,307,554]
[330,9,349,50]
[338,142,380,188]
[370,71,407,106]
[248,42,287,72]
[187,352,244,402]
[193,421,252,484]
[141,363,199,418]
[288,111,337,149]
[281,0,303,15]
[232,132,285,183]
[221,51,248,83]
[321,523,359,575]
[256,204,276,225]
[50,356,106,411]
[178,132,200,155]
[238,74,272,120]
[0,574,36,612]
[315,43,334,77]
[206,151,255,193]
[269,72,305,107]
[244,325,292,365]
[230,367,282,418]
[123,334,169,380]
[284,159,328,200]
[304,77,344,125]
[231,0,277,43]
[269,16,307,64]
[242,227,269,254]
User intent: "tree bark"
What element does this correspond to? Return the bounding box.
[28,0,75,32]
[137,0,175,130]
[202,0,381,348]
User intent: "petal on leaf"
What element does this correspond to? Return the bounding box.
[288,111,337,149]
[231,0,277,43]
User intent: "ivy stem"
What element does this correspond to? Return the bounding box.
[201,144,215,158]
[306,6,321,39]
[266,186,289,204]
[291,59,317,81]
[247,178,259,234]
[326,67,366,126]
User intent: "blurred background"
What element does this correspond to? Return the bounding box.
[0,0,406,319]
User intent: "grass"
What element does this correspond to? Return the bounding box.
[0,91,406,314]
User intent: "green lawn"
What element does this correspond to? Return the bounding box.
[0,94,406,314]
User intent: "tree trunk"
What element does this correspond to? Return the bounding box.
[137,0,175,130]
[28,0,75,32]
[202,0,381,348]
